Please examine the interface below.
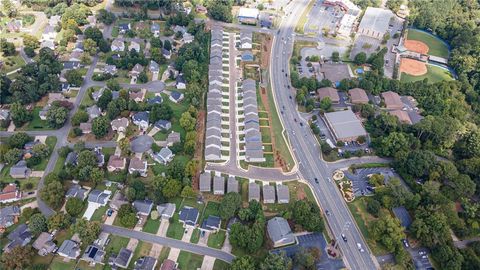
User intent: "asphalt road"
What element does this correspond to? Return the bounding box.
[271,1,379,269]
[102,224,234,263]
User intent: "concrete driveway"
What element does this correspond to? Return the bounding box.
[200,256,215,270]
[167,247,181,261]
[198,231,210,247]
[157,219,169,237]
[104,210,117,225]
[182,227,193,242]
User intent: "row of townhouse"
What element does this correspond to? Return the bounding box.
[205,26,231,161]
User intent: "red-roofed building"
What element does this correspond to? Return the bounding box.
[0,184,21,203]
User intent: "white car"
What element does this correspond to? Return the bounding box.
[357,243,364,252]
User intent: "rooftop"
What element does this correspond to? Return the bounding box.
[324,109,367,141]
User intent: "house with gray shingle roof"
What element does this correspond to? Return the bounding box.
[276,184,289,204]
[132,111,150,130]
[128,157,148,177]
[133,200,154,216]
[201,215,221,232]
[111,117,129,133]
[157,203,176,219]
[88,190,110,206]
[263,185,275,204]
[66,184,88,200]
[149,60,160,73]
[112,247,133,269]
[58,239,81,259]
[152,147,174,165]
[4,224,31,253]
[179,207,199,228]
[0,206,20,230]
[9,160,30,179]
[227,176,238,193]
[213,176,224,195]
[82,244,105,265]
[267,217,295,247]
[134,256,158,270]
[199,172,211,192]
[151,23,160,37]
[154,119,171,131]
[248,182,260,202]
[33,232,56,256]
[87,105,102,120]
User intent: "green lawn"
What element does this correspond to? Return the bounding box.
[190,228,200,244]
[213,259,230,270]
[90,205,109,222]
[158,247,170,264]
[31,136,57,171]
[105,235,130,254]
[177,251,204,270]
[199,201,221,225]
[0,53,25,73]
[400,64,454,84]
[406,29,449,58]
[166,213,185,240]
[129,241,153,268]
[207,230,226,249]
[24,107,52,131]
[143,218,161,234]
[49,257,77,270]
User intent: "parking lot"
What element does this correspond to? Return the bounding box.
[409,247,433,270]
[304,2,342,36]
[343,167,397,196]
[271,233,345,270]
[350,35,382,58]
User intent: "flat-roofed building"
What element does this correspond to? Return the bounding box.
[324,108,367,142]
[248,182,260,202]
[348,88,369,104]
[317,87,340,103]
[357,7,393,40]
[381,91,403,110]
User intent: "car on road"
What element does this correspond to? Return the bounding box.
[289,95,292,99]
[419,251,427,255]
[314,178,319,184]
[402,239,409,248]
[325,210,330,216]
[341,234,347,242]
[357,243,364,252]
[294,118,297,122]
[300,122,303,127]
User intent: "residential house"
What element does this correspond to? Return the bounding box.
[111,247,133,269]
[133,200,154,216]
[94,147,105,167]
[382,91,403,110]
[4,224,31,253]
[263,185,275,204]
[132,111,150,130]
[82,244,106,265]
[86,15,97,27]
[147,96,163,105]
[240,31,253,49]
[169,91,184,103]
[259,12,273,28]
[149,60,160,74]
[24,140,41,150]
[200,216,221,232]
[134,21,147,32]
[49,15,61,26]
[166,132,181,146]
[128,41,141,53]
[267,217,296,247]
[183,32,194,44]
[42,25,56,40]
[57,239,81,259]
[88,190,110,206]
[151,23,160,37]
[63,61,81,70]
[33,232,57,256]
[61,82,71,93]
[173,25,187,35]
[118,23,131,34]
[92,88,105,101]
[0,206,20,232]
[41,39,55,50]
[160,259,177,270]
[65,152,78,166]
[213,176,224,195]
[154,119,171,131]
[162,48,171,59]
[128,157,148,177]
[104,64,117,75]
[87,105,102,120]
[10,160,30,179]
[179,207,199,228]
[129,64,144,78]
[276,184,290,204]
[152,147,174,165]
[6,19,22,32]
[70,51,82,62]
[199,172,211,192]
[111,39,125,52]
[134,256,158,270]
[65,184,88,200]
[227,176,239,193]
[157,203,176,220]
[129,88,147,102]
[107,155,126,172]
[248,182,260,201]
[110,192,129,211]
[73,40,84,52]
[176,74,186,89]
[196,4,207,14]
[111,117,129,133]
[0,109,10,121]
[0,184,21,203]
[317,87,340,103]
[80,122,92,134]
[348,88,369,104]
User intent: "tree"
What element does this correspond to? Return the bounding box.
[378,132,411,157]
[366,199,381,217]
[77,150,97,168]
[40,180,64,209]
[206,0,233,22]
[219,192,242,220]
[73,219,101,245]
[294,247,316,270]
[354,52,367,65]
[319,97,332,111]
[118,204,138,228]
[2,0,17,18]
[179,111,196,131]
[83,38,97,55]
[32,143,51,159]
[454,130,480,159]
[92,116,109,138]
[23,34,39,50]
[0,246,34,270]
[118,137,130,156]
[259,252,292,270]
[231,255,256,270]
[28,213,48,235]
[411,207,450,247]
[431,244,463,270]
[126,180,146,201]
[370,212,405,253]
[4,148,22,164]
[9,132,32,151]
[163,39,172,51]
[0,39,15,55]
[291,200,325,232]
[65,69,83,86]
[97,89,112,110]
[72,110,89,126]
[90,167,104,186]
[181,186,196,198]
[96,9,115,25]
[48,213,70,231]
[106,78,120,91]
[9,102,33,127]
[331,51,340,62]
[150,210,159,220]
[138,71,148,83]
[368,174,385,187]
[66,197,85,217]
[84,27,103,43]
[162,179,182,198]
[46,105,69,128]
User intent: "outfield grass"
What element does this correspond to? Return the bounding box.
[401,65,454,83]
[207,230,226,249]
[177,251,204,270]
[406,29,449,58]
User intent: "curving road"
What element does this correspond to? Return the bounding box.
[271,1,379,269]
[102,225,234,263]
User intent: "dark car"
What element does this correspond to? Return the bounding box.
[341,234,347,242]
[294,118,297,122]
[314,178,319,184]
[300,122,303,127]
[289,95,292,99]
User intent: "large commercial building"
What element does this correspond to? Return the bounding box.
[357,7,393,40]
[324,108,367,142]
[237,8,259,25]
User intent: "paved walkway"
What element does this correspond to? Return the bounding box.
[182,227,193,242]
[167,248,181,261]
[200,256,215,270]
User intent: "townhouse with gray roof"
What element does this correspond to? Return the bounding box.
[276,184,290,204]
[240,79,265,162]
[227,176,239,193]
[199,172,211,192]
[263,185,275,204]
[248,182,260,202]
[213,176,225,195]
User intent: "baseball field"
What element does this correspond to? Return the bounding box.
[406,29,450,58]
